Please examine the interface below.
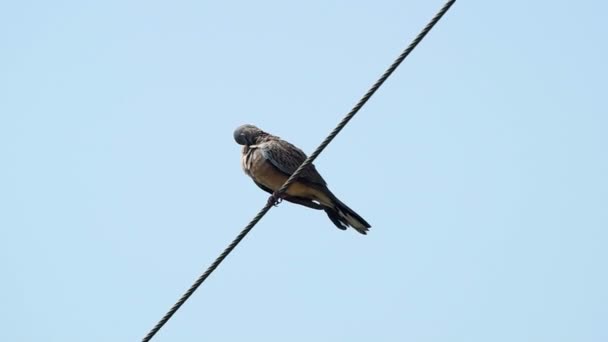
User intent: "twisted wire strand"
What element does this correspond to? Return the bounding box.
[142,1,455,340]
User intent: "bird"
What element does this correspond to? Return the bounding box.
[234,124,371,234]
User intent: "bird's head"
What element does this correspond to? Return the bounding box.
[233,124,266,146]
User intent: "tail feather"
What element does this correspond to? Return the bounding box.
[323,191,371,235]
[325,209,347,231]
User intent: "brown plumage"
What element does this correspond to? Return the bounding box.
[234,124,371,234]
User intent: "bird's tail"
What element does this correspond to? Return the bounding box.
[323,191,371,235]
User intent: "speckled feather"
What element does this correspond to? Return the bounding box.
[256,135,327,186]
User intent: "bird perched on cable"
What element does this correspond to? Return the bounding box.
[234,124,371,235]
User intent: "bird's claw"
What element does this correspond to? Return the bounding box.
[267,192,283,207]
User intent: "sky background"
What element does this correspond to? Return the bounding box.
[1,1,607,341]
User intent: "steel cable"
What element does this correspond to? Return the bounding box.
[142,1,455,340]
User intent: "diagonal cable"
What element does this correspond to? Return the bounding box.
[142,1,456,340]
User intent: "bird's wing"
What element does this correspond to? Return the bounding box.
[258,138,327,186]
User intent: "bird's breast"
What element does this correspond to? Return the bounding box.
[241,146,253,177]
[244,148,288,191]
[242,147,332,205]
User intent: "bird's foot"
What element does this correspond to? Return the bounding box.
[267,192,283,207]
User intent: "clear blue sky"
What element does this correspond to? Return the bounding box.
[1,1,607,341]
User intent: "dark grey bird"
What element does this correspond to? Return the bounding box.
[234,124,371,234]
